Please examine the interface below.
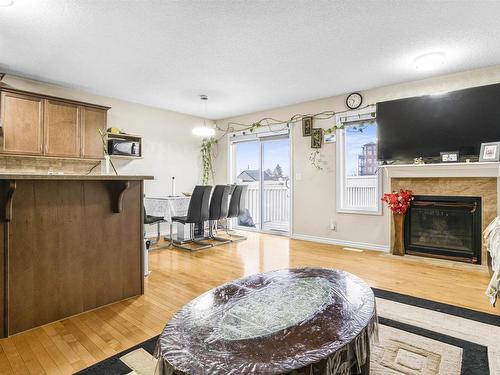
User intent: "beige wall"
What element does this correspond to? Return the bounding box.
[2,75,205,197]
[214,65,500,250]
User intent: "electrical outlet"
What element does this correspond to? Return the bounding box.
[330,221,337,231]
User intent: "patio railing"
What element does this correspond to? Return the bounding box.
[345,175,378,209]
[241,183,290,231]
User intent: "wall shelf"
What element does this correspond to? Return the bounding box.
[105,132,142,140]
[109,154,143,160]
[380,162,500,178]
[106,132,143,159]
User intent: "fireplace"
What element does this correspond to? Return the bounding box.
[404,195,482,264]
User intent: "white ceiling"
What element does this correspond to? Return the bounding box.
[1,1,500,119]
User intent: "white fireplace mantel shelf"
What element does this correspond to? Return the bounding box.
[380,162,500,179]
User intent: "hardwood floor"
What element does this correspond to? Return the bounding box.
[0,232,497,374]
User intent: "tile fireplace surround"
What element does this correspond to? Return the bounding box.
[381,162,500,266]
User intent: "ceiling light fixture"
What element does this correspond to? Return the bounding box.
[0,0,14,7]
[192,95,216,137]
[414,52,446,71]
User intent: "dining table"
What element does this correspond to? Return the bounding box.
[144,195,192,242]
[144,195,191,223]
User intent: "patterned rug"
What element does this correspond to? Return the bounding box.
[77,289,499,375]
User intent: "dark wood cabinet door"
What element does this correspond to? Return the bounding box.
[44,99,81,157]
[0,91,43,155]
[81,106,106,159]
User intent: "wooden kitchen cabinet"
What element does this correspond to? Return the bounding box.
[44,99,81,157]
[0,91,43,155]
[81,106,106,159]
[0,87,110,160]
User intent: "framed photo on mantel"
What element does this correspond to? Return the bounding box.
[479,142,500,162]
[440,151,459,163]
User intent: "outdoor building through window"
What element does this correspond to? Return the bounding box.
[336,107,381,214]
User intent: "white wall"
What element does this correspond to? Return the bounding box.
[2,75,205,197]
[214,65,500,250]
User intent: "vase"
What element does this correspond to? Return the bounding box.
[101,155,111,175]
[392,213,405,256]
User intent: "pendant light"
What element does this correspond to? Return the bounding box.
[192,95,215,137]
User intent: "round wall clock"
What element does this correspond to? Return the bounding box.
[346,92,363,109]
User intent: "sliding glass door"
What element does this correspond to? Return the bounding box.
[232,140,261,229]
[231,132,290,235]
[261,136,290,232]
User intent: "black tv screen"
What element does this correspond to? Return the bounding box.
[377,83,500,162]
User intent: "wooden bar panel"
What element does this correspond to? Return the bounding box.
[6,179,143,335]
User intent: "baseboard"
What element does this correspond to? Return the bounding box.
[291,233,390,252]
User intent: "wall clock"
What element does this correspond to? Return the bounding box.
[346,92,363,109]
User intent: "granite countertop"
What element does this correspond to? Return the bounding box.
[0,174,154,180]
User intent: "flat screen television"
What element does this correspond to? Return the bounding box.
[377,83,500,163]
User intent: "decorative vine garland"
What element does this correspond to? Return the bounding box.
[199,105,374,183]
[309,150,323,170]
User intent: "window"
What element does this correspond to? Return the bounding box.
[336,106,381,214]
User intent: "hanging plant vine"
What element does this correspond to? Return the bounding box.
[198,105,374,183]
[201,137,217,184]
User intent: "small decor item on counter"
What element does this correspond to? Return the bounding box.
[311,128,323,149]
[382,189,414,256]
[479,141,500,162]
[170,176,176,197]
[182,192,192,197]
[440,151,459,163]
[302,116,313,136]
[102,154,111,175]
[98,129,118,175]
[413,157,425,165]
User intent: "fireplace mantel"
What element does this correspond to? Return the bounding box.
[380,162,500,179]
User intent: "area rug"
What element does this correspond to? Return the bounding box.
[76,288,500,375]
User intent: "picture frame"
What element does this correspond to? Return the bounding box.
[302,116,313,136]
[479,142,500,162]
[440,151,459,163]
[311,128,323,148]
[324,132,336,143]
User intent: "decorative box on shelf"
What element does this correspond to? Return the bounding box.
[106,132,143,159]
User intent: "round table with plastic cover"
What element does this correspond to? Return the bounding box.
[154,268,378,375]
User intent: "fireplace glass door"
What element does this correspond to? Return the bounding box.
[405,196,481,263]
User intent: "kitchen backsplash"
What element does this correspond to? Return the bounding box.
[0,155,101,175]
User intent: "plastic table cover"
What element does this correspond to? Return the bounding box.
[155,268,378,375]
[144,196,190,222]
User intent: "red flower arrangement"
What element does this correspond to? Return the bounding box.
[381,189,414,215]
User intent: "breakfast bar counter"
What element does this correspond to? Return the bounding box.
[0,174,153,337]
